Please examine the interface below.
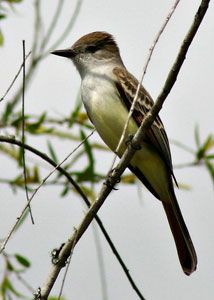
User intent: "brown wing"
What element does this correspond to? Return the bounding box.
[113,67,177,185]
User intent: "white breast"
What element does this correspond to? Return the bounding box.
[81,71,138,154]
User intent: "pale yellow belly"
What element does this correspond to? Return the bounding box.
[82,85,171,200]
[88,93,138,154]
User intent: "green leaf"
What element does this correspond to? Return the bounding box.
[194,124,200,148]
[202,134,213,152]
[7,261,14,272]
[10,113,29,127]
[78,129,96,182]
[1,277,22,297]
[0,29,4,46]
[32,165,40,182]
[60,184,69,197]
[204,158,214,185]
[80,129,94,168]
[72,167,93,183]
[8,0,23,2]
[197,134,213,161]
[15,254,31,268]
[0,14,6,20]
[47,140,58,163]
[49,297,65,300]
[15,208,30,231]
[2,103,13,123]
[68,97,82,128]
[26,112,46,133]
[18,146,24,167]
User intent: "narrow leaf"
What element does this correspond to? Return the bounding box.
[194,124,200,148]
[15,254,31,268]
[0,29,3,46]
[80,129,94,168]
[204,158,214,185]
[47,140,58,163]
[69,97,82,128]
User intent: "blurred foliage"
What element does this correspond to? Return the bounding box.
[0,0,213,299]
[0,0,24,46]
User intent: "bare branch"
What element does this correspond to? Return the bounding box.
[57,228,78,299]
[39,0,65,51]
[42,0,84,58]
[31,0,42,57]
[7,0,43,111]
[22,40,34,224]
[0,51,31,102]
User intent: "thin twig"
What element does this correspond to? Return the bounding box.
[43,0,83,58]
[170,139,195,154]
[2,251,35,293]
[31,0,42,57]
[0,135,143,300]
[0,51,31,102]
[7,0,42,110]
[38,1,210,299]
[5,0,83,110]
[40,0,65,51]
[22,40,34,224]
[92,223,108,300]
[110,0,181,170]
[57,228,78,300]
[16,272,35,294]
[174,161,199,169]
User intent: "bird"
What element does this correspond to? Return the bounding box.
[51,31,197,275]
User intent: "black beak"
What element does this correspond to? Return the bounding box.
[51,48,75,58]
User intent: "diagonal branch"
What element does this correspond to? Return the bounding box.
[39,0,65,51]
[37,0,210,299]
[0,51,31,102]
[42,0,84,58]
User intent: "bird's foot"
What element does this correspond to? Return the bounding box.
[104,168,120,190]
[125,134,142,150]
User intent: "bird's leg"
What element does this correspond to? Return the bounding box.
[104,167,120,190]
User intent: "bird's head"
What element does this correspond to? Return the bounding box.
[51,31,122,77]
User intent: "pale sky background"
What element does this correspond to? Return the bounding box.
[0,1,214,299]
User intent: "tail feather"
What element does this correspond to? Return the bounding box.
[162,200,197,275]
[129,164,197,275]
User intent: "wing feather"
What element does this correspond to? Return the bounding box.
[113,67,177,184]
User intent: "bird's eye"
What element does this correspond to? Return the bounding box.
[86,45,98,53]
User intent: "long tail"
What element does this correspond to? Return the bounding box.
[128,164,197,274]
[162,198,197,275]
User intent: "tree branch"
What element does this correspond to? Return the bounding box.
[0,136,143,300]
[22,40,34,224]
